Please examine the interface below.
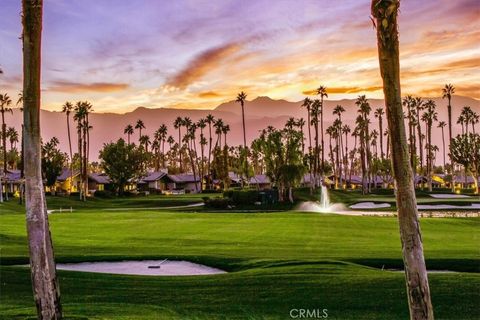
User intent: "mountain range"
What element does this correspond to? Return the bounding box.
[5,95,479,161]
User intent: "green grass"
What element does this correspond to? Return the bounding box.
[1,199,479,319]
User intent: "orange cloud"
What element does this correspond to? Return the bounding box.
[302,86,383,95]
[198,91,221,98]
[168,42,241,89]
[49,81,129,93]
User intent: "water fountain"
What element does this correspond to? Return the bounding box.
[319,184,331,211]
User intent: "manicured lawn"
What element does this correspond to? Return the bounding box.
[1,202,479,319]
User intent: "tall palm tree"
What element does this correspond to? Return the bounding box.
[236,91,248,185]
[61,101,73,192]
[301,98,313,152]
[157,124,168,168]
[414,97,424,177]
[356,95,372,192]
[197,118,207,189]
[124,124,134,144]
[135,119,145,142]
[333,105,345,186]
[437,121,447,171]
[316,86,328,176]
[422,99,437,191]
[74,101,86,200]
[372,1,433,317]
[403,96,417,170]
[471,112,479,134]
[442,83,455,189]
[342,124,351,183]
[0,93,13,174]
[139,135,151,152]
[374,107,385,159]
[205,114,215,188]
[235,92,248,149]
[301,97,313,191]
[311,99,321,186]
[174,117,184,171]
[6,127,18,150]
[22,0,63,317]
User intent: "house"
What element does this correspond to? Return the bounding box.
[137,171,201,194]
[301,174,334,187]
[1,169,22,196]
[453,175,479,189]
[55,168,80,193]
[137,171,168,193]
[88,173,113,193]
[228,172,242,188]
[167,173,201,194]
[249,174,271,190]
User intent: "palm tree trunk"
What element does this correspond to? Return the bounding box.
[379,115,384,159]
[22,0,63,317]
[372,2,434,319]
[320,99,325,177]
[77,126,82,200]
[241,102,247,187]
[441,127,446,171]
[66,114,72,193]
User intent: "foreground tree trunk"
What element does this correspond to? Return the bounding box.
[371,1,434,319]
[22,0,63,318]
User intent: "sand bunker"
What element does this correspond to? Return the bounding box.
[417,203,480,210]
[429,194,471,199]
[349,202,391,209]
[55,260,226,276]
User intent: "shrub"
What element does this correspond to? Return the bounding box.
[94,190,114,198]
[204,197,232,209]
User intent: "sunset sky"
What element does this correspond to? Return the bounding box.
[0,0,478,113]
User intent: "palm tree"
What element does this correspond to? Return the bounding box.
[414,97,424,176]
[135,119,145,142]
[236,92,248,149]
[374,107,385,159]
[236,91,248,185]
[311,99,321,186]
[7,127,18,150]
[158,124,168,168]
[22,1,62,317]
[437,121,447,171]
[0,93,13,174]
[372,2,433,317]
[174,117,184,171]
[403,96,417,170]
[74,101,86,200]
[139,135,151,153]
[422,100,438,191]
[124,124,134,144]
[333,105,345,186]
[442,83,455,190]
[61,101,74,192]
[205,114,215,188]
[301,97,313,191]
[356,95,372,192]
[471,112,479,134]
[316,85,328,175]
[460,106,474,135]
[197,118,207,188]
[342,124,351,183]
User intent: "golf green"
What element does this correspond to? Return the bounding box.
[1,206,479,319]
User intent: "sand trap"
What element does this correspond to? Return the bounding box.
[55,260,226,276]
[429,194,471,199]
[349,202,391,209]
[417,203,480,210]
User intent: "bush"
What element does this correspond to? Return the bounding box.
[94,190,114,198]
[204,197,232,209]
[223,189,260,205]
